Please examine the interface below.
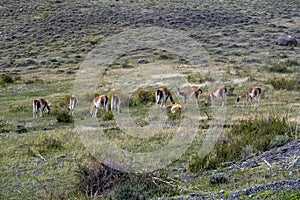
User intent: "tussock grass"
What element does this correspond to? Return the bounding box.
[189,115,296,173]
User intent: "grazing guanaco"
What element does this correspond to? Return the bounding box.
[33,98,51,118]
[177,87,202,104]
[69,95,78,116]
[156,87,175,108]
[165,103,182,114]
[111,94,121,113]
[205,86,227,107]
[237,87,262,106]
[90,95,108,118]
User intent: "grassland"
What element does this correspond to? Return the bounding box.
[0,0,299,199]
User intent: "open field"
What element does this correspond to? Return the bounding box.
[0,0,299,199]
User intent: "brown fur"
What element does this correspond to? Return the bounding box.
[69,95,78,116]
[205,86,227,107]
[156,87,175,108]
[33,98,51,118]
[111,94,121,113]
[91,95,108,117]
[237,87,262,106]
[177,87,202,104]
[165,103,181,113]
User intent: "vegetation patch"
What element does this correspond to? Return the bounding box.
[268,77,300,91]
[269,59,299,73]
[76,160,180,199]
[189,115,296,172]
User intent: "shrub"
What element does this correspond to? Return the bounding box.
[189,115,295,172]
[55,110,74,123]
[16,125,28,133]
[76,160,180,199]
[209,173,228,185]
[137,89,156,103]
[1,73,14,84]
[269,135,290,148]
[101,111,114,121]
[269,77,299,91]
[0,120,13,133]
[130,88,156,106]
[187,72,205,84]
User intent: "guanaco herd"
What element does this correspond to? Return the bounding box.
[33,86,262,118]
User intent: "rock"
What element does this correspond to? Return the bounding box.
[276,35,298,46]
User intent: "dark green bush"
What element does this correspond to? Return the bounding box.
[130,88,156,106]
[101,111,114,121]
[189,115,295,172]
[1,73,14,84]
[55,110,74,123]
[209,173,228,185]
[16,125,28,133]
[269,135,290,148]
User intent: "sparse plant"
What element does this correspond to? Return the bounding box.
[187,72,205,84]
[209,173,228,185]
[101,111,114,121]
[1,73,14,84]
[35,136,63,153]
[16,125,28,133]
[189,115,295,172]
[55,110,74,123]
[130,88,156,106]
[76,160,180,199]
[269,135,290,148]
[269,77,299,91]
[0,120,13,133]
[268,59,298,73]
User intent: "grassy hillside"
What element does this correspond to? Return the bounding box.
[0,0,299,199]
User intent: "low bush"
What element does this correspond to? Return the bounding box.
[269,77,299,91]
[130,88,156,106]
[0,73,14,84]
[189,115,295,172]
[187,72,205,84]
[55,110,74,123]
[16,125,28,133]
[0,120,13,133]
[31,136,64,154]
[269,135,290,148]
[76,160,179,199]
[209,173,228,185]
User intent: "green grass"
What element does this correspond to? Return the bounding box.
[1,0,300,199]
